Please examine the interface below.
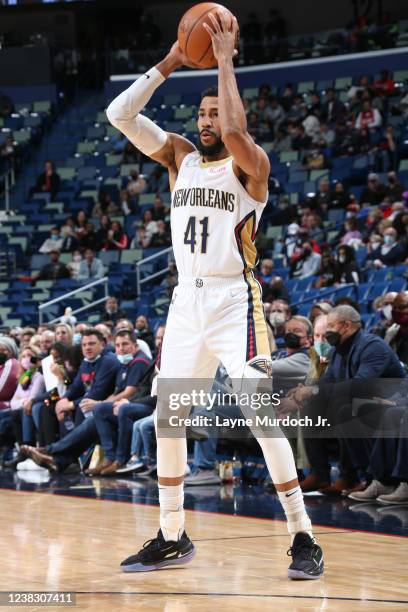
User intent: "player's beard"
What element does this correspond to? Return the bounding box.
[197,132,225,157]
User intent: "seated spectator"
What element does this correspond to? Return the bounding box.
[131,209,157,248]
[360,173,387,206]
[291,124,312,151]
[268,97,286,134]
[30,160,60,200]
[100,296,127,325]
[88,329,153,475]
[372,291,399,337]
[314,177,330,210]
[39,330,56,358]
[268,299,291,345]
[35,251,70,282]
[309,302,333,325]
[0,337,19,411]
[0,337,20,450]
[374,69,395,97]
[314,251,337,288]
[55,323,73,346]
[74,210,88,239]
[126,169,146,198]
[20,328,36,348]
[262,276,289,304]
[151,195,169,221]
[149,220,171,248]
[94,214,111,251]
[329,181,351,209]
[288,94,307,123]
[384,171,404,201]
[257,258,274,284]
[66,250,82,280]
[384,292,408,366]
[7,346,45,466]
[92,191,120,218]
[334,245,361,284]
[53,329,119,432]
[77,249,105,281]
[39,227,63,254]
[366,227,406,267]
[271,128,291,153]
[339,218,363,249]
[321,89,345,123]
[103,221,128,251]
[60,225,79,253]
[355,100,382,130]
[120,190,134,216]
[77,222,97,251]
[114,319,153,359]
[314,121,335,148]
[146,165,168,193]
[290,240,321,278]
[134,315,155,350]
[271,316,313,392]
[302,111,320,140]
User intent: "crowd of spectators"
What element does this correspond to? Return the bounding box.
[0,291,406,507]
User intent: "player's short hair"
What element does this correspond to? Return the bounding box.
[200,86,218,102]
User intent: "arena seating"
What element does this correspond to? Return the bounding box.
[0,69,407,331]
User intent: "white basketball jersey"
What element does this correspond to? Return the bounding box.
[171,151,267,277]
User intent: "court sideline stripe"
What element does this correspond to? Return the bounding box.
[194,530,350,541]
[0,486,406,539]
[73,591,408,604]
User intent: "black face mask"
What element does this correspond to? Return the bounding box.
[326,331,342,347]
[284,332,302,349]
[0,352,7,365]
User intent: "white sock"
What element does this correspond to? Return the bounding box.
[159,483,185,541]
[277,485,314,544]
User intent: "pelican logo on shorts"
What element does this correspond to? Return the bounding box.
[249,357,273,378]
[195,278,204,288]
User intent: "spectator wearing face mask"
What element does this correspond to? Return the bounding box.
[268,299,291,348]
[371,292,398,338]
[366,227,406,268]
[385,171,404,201]
[271,316,313,395]
[334,245,361,285]
[290,241,322,279]
[279,315,332,491]
[383,292,408,367]
[39,227,63,254]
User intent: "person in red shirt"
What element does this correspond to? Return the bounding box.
[103,221,128,250]
[374,70,395,97]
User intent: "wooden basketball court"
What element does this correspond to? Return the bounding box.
[1,488,407,610]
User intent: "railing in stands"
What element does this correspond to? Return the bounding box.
[290,283,358,309]
[38,276,109,324]
[0,167,16,214]
[136,247,173,296]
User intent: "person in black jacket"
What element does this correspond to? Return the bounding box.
[334,245,361,284]
[365,227,406,268]
[290,305,405,494]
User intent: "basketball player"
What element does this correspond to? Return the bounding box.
[106,11,324,579]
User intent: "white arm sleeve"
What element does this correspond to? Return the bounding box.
[106,67,168,156]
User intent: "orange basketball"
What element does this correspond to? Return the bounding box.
[178,2,237,69]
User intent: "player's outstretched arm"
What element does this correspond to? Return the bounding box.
[106,42,195,173]
[204,13,270,187]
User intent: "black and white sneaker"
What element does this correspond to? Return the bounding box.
[287,533,324,580]
[120,529,196,572]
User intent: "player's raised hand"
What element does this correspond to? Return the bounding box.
[166,41,200,69]
[203,11,239,61]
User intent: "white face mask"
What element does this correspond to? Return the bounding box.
[371,241,381,250]
[338,255,346,264]
[269,312,286,327]
[382,304,393,321]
